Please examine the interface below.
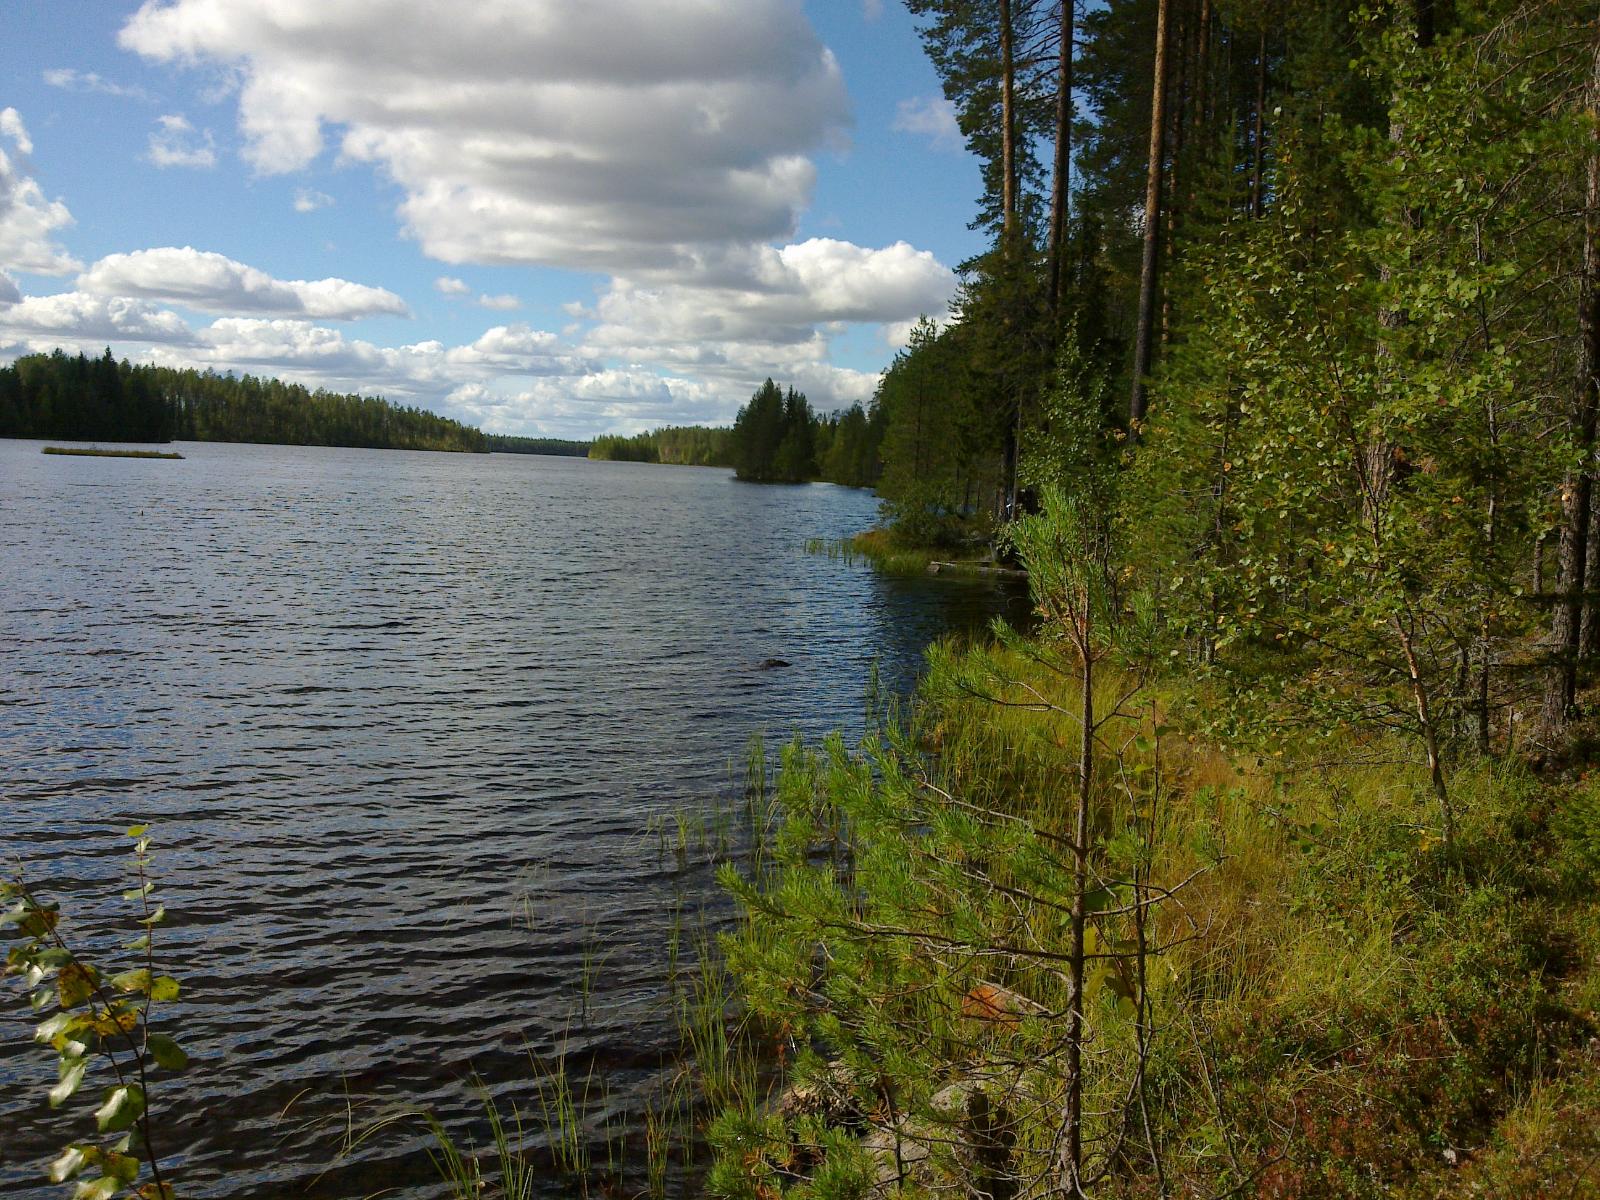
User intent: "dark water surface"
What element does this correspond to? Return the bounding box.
[0,440,1023,1198]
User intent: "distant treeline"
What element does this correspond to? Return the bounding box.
[729,379,883,489]
[0,349,488,453]
[488,435,591,456]
[589,425,734,466]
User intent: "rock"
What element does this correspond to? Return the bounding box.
[757,657,792,670]
[774,1058,861,1126]
[960,981,1043,1027]
[861,1117,934,1191]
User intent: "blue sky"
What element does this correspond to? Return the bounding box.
[0,0,986,437]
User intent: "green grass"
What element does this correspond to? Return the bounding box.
[42,445,184,459]
[806,529,989,577]
[701,636,1600,1199]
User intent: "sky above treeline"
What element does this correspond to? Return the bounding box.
[0,0,988,438]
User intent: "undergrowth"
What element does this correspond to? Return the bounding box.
[704,637,1600,1199]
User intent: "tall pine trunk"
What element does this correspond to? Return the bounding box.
[1540,33,1600,742]
[1000,0,1018,238]
[1130,0,1172,427]
[1047,0,1075,317]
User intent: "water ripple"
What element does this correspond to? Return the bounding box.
[0,440,1024,1199]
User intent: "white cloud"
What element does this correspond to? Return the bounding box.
[892,95,962,152]
[0,271,20,306]
[1,109,34,156]
[42,69,152,101]
[0,291,195,343]
[147,113,216,168]
[120,0,850,271]
[77,247,410,320]
[292,187,334,213]
[477,293,520,311]
[862,0,885,19]
[434,276,470,297]
[580,238,956,409]
[0,110,81,275]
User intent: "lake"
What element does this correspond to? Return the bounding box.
[0,440,1025,1199]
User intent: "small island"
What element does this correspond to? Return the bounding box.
[42,445,185,459]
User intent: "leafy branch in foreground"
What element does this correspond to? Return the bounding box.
[2,826,185,1200]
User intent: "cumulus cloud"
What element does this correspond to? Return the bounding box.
[0,109,81,275]
[147,113,216,168]
[0,291,195,343]
[477,293,520,311]
[0,271,20,306]
[579,238,956,408]
[892,95,962,152]
[292,187,334,213]
[434,276,470,297]
[77,247,410,320]
[42,68,152,101]
[120,0,850,271]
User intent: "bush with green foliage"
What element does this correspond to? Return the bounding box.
[3,827,184,1200]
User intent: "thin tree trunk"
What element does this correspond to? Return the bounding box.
[1047,0,1075,317]
[1541,33,1600,742]
[1129,0,1172,428]
[1395,614,1455,852]
[1060,606,1093,1191]
[1000,0,1018,238]
[1366,3,1436,544]
[1161,0,1192,346]
[1582,479,1600,660]
[1249,27,1267,218]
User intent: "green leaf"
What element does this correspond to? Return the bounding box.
[149,976,180,1003]
[125,825,149,838]
[94,1083,146,1133]
[147,1033,189,1071]
[20,906,61,938]
[36,1011,77,1044]
[122,883,155,901]
[50,1056,89,1107]
[103,1151,141,1186]
[110,968,152,995]
[58,962,99,1008]
[72,1178,119,1200]
[49,1145,89,1184]
[139,906,167,927]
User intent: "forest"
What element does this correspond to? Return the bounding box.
[0,348,488,453]
[728,380,883,487]
[489,434,590,456]
[588,424,735,466]
[695,1,1600,1197]
[586,391,885,489]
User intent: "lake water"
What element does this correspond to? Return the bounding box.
[0,440,1024,1198]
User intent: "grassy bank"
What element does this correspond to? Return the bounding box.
[807,528,1020,580]
[42,445,184,459]
[702,636,1600,1198]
